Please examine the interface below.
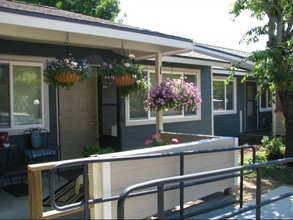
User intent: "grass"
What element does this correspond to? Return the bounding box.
[241,145,293,185]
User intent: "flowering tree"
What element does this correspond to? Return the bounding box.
[144,77,202,111]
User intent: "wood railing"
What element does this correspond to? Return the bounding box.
[28,160,85,219]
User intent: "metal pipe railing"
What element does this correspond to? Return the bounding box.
[117,157,293,219]
[48,145,255,218]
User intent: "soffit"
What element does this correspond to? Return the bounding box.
[0,1,193,59]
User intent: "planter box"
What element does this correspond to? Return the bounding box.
[89,133,238,219]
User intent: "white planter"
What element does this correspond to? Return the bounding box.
[89,133,238,219]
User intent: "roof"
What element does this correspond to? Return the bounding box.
[0,0,193,59]
[0,0,192,42]
[193,42,254,70]
[194,43,251,58]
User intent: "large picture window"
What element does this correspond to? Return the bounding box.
[0,61,44,130]
[213,77,236,114]
[126,68,201,126]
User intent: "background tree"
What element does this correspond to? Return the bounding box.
[229,0,293,157]
[21,0,121,21]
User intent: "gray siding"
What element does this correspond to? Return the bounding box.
[1,39,107,147]
[214,76,245,137]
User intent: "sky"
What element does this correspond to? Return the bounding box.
[117,0,267,52]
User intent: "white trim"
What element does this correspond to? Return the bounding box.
[0,56,49,135]
[161,56,231,69]
[272,102,276,136]
[210,66,214,135]
[125,67,201,126]
[213,76,237,115]
[213,110,237,115]
[213,68,247,76]
[259,89,273,112]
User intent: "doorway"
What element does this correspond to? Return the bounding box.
[98,82,121,152]
[59,69,98,160]
[246,82,257,132]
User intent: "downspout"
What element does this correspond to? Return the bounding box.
[56,87,60,160]
[211,66,214,135]
[272,99,276,136]
[155,52,163,134]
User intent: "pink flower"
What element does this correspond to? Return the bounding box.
[152,134,158,139]
[128,54,135,59]
[172,138,179,144]
[145,140,152,145]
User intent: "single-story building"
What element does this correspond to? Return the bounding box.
[0,1,272,160]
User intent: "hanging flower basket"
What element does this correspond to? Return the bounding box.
[113,74,135,87]
[54,72,81,83]
[144,77,202,111]
[44,54,90,89]
[99,54,151,96]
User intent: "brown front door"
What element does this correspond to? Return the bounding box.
[59,69,98,160]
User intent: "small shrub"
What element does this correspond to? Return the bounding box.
[240,151,267,166]
[261,136,285,160]
[83,145,114,157]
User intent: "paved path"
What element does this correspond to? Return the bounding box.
[232,185,293,219]
[198,185,293,219]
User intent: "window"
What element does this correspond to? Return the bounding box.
[260,90,272,111]
[0,61,44,131]
[126,68,201,126]
[213,77,236,114]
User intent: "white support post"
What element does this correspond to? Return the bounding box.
[155,52,163,135]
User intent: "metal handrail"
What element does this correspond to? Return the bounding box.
[117,157,293,219]
[48,145,255,219]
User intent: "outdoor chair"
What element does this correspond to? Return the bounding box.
[23,127,59,164]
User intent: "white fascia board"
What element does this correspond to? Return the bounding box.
[193,46,255,70]
[213,68,247,76]
[0,11,193,52]
[161,56,231,69]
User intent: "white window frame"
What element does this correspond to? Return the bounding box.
[0,55,50,135]
[125,66,201,126]
[259,89,272,112]
[213,76,237,115]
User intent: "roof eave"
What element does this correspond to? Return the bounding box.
[0,5,193,59]
[193,44,255,71]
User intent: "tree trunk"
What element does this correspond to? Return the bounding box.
[278,90,293,158]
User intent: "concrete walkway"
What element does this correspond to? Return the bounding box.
[197,185,293,219]
[233,185,293,219]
